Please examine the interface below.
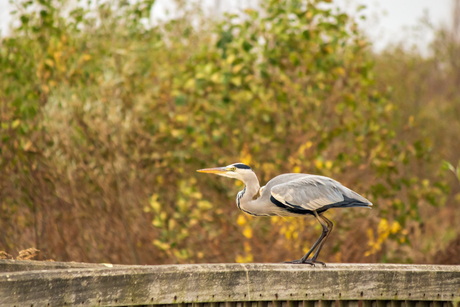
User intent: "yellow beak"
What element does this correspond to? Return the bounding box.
[196,167,227,174]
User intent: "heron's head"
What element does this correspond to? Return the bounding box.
[197,163,253,181]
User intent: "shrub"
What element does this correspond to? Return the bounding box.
[0,0,446,263]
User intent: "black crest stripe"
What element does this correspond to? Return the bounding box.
[233,163,251,169]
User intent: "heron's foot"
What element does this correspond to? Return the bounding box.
[303,259,326,267]
[282,259,315,265]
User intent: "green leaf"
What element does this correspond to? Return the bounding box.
[175,95,186,106]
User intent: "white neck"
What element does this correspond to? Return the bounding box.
[236,171,262,216]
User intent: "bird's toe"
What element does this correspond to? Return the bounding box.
[302,259,326,266]
[283,259,315,265]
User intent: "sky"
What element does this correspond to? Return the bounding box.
[0,0,454,53]
[334,0,453,52]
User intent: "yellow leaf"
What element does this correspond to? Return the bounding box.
[156,176,164,184]
[243,226,252,239]
[378,219,388,233]
[195,72,206,79]
[293,166,301,173]
[177,198,187,212]
[315,160,323,169]
[184,78,195,89]
[12,119,21,129]
[390,221,401,234]
[153,240,170,251]
[44,59,54,67]
[231,77,241,86]
[149,194,161,212]
[191,192,202,199]
[204,63,213,74]
[334,67,345,76]
[242,91,253,101]
[227,54,236,64]
[23,141,32,151]
[175,114,187,122]
[197,200,212,210]
[384,103,393,112]
[235,255,246,263]
[293,231,299,240]
[232,64,243,74]
[173,249,189,260]
[211,73,220,83]
[240,144,252,165]
[285,230,292,240]
[244,241,252,252]
[422,179,429,187]
[168,219,176,230]
[237,214,246,226]
[171,129,182,138]
[152,219,162,227]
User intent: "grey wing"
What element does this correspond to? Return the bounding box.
[270,175,372,211]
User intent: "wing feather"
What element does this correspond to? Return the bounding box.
[270,175,365,211]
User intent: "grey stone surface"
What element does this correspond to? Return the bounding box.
[0,262,459,307]
[0,259,122,272]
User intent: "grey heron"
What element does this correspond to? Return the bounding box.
[197,163,372,265]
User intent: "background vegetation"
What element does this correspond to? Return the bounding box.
[0,0,458,265]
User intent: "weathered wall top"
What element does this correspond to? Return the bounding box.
[1,260,459,307]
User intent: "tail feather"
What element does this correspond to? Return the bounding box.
[324,195,372,210]
[341,187,373,207]
[334,201,372,208]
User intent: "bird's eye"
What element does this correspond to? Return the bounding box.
[231,167,236,171]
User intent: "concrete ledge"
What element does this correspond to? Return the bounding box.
[0,261,459,307]
[0,259,123,272]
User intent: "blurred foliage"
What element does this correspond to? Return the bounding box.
[443,161,460,184]
[0,0,455,264]
[372,19,460,263]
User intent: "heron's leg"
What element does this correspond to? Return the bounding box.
[284,211,329,265]
[297,212,330,266]
[300,213,329,262]
[310,214,334,263]
[283,233,325,264]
